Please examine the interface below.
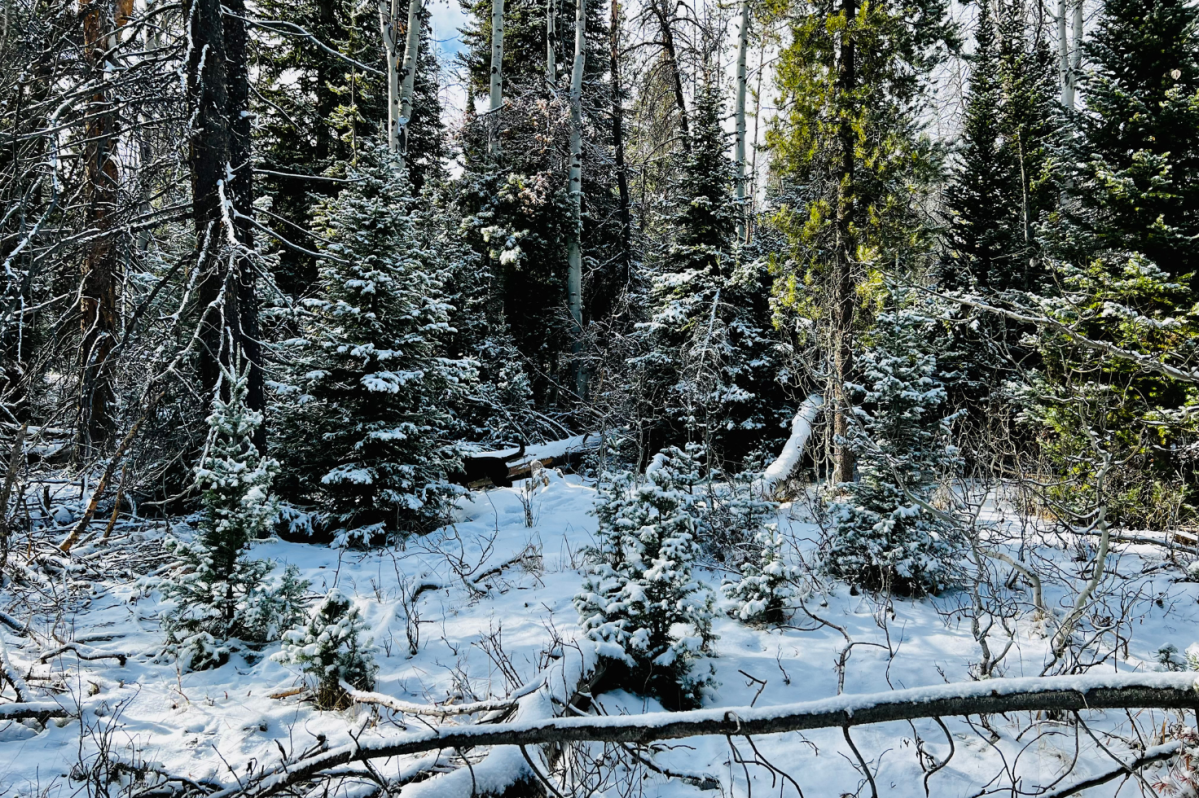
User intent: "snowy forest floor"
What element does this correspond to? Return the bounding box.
[4,471,1199,797]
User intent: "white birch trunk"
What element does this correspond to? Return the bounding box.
[567,0,586,395]
[379,0,400,152]
[488,0,505,157]
[1070,0,1083,101]
[733,0,750,244]
[398,0,423,158]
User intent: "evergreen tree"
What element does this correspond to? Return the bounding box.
[274,590,377,710]
[825,299,960,595]
[1035,0,1199,527]
[942,0,1013,294]
[162,359,305,670]
[633,83,785,465]
[276,145,473,546]
[574,446,716,708]
[723,526,798,625]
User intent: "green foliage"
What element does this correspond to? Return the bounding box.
[276,144,473,545]
[1033,0,1199,527]
[633,84,786,464]
[723,526,798,625]
[162,361,307,670]
[824,298,960,595]
[274,590,377,710]
[574,446,716,709]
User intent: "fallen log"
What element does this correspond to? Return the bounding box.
[0,700,68,722]
[38,642,127,667]
[206,669,1199,798]
[345,686,518,718]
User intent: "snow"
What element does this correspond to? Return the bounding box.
[4,473,1199,797]
[755,394,822,496]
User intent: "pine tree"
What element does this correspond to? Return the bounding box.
[276,145,473,546]
[162,359,304,670]
[942,0,1014,294]
[723,526,798,625]
[274,590,377,710]
[1035,0,1199,527]
[825,298,960,595]
[574,446,716,708]
[634,83,785,465]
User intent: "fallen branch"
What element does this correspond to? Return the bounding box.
[38,642,127,667]
[207,670,1199,798]
[346,686,518,718]
[755,395,822,498]
[1041,739,1183,798]
[0,638,29,701]
[0,700,68,722]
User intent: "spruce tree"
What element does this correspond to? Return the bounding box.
[1036,0,1199,526]
[277,145,473,546]
[634,83,784,465]
[942,0,1012,294]
[825,299,960,595]
[274,590,377,710]
[574,446,716,708]
[162,359,304,670]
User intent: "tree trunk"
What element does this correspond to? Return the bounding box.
[733,0,750,244]
[224,0,264,452]
[567,0,586,397]
[651,0,689,144]
[379,0,401,152]
[1057,0,1072,108]
[184,0,237,403]
[77,0,129,457]
[831,0,856,485]
[488,0,505,158]
[397,0,423,161]
[610,0,632,286]
[546,0,555,85]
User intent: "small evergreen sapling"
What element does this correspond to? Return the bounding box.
[574,446,716,708]
[824,301,960,596]
[274,590,377,710]
[161,361,305,670]
[723,526,798,625]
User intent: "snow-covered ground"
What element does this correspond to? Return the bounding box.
[3,471,1199,797]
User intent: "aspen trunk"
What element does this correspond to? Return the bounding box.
[733,0,750,244]
[488,0,505,158]
[1057,0,1072,108]
[379,0,401,152]
[567,0,586,396]
[398,0,423,159]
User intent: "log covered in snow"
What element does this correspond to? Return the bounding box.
[755,394,823,497]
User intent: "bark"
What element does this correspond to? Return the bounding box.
[76,0,129,457]
[398,0,423,158]
[185,0,237,404]
[831,0,857,485]
[567,0,586,397]
[204,671,1199,798]
[650,0,689,143]
[224,0,264,452]
[0,702,68,722]
[379,0,400,152]
[733,0,750,243]
[546,0,555,85]
[1057,0,1072,108]
[610,0,632,285]
[488,0,505,158]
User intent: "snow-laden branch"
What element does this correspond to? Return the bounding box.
[209,670,1199,798]
[755,394,822,497]
[344,685,517,717]
[0,701,68,722]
